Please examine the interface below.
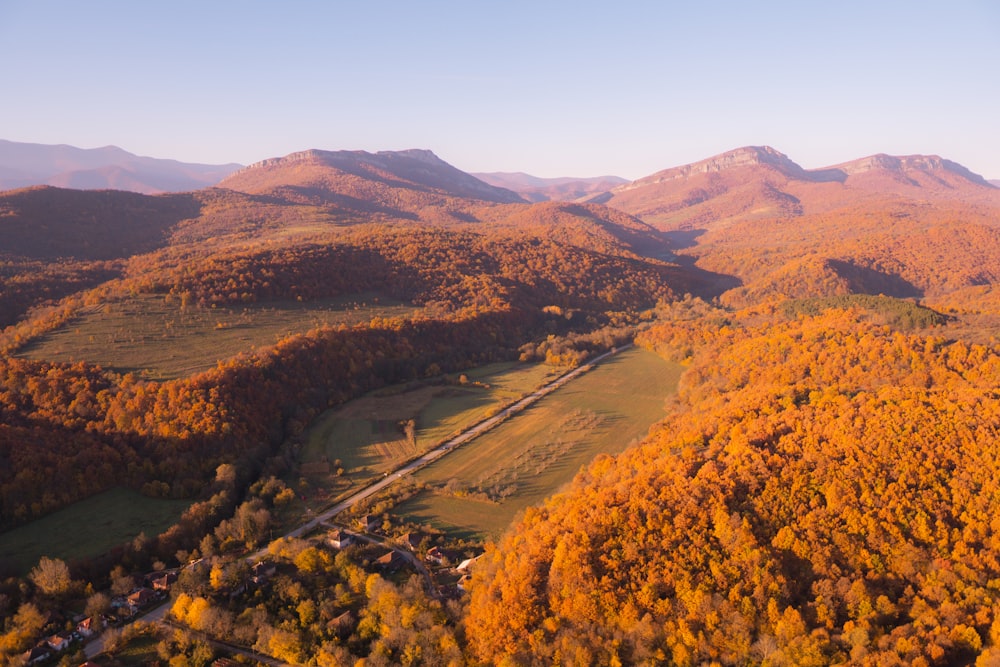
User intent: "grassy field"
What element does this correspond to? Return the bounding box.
[16,292,421,380]
[299,361,561,499]
[0,487,190,575]
[394,347,683,539]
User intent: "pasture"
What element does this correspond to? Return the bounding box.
[299,361,560,491]
[16,293,420,380]
[394,347,683,539]
[0,487,190,575]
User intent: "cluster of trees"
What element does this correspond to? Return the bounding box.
[0,308,549,529]
[467,305,1000,665]
[116,222,687,317]
[0,185,198,261]
[679,199,1000,308]
[0,466,293,665]
[0,259,120,328]
[169,537,462,665]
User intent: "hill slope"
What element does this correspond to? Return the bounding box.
[469,307,1000,665]
[606,146,999,230]
[602,147,1000,305]
[218,149,525,221]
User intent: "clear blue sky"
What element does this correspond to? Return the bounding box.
[1,1,997,179]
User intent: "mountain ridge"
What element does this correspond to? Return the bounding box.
[218,148,525,210]
[0,139,241,194]
[604,145,999,230]
[473,172,628,203]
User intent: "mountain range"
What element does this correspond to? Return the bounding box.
[472,172,629,203]
[5,139,1000,664]
[0,139,242,194]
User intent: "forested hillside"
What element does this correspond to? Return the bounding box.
[4,145,1000,665]
[468,303,1000,665]
[0,150,699,533]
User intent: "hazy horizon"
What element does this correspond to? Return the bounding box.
[1,1,998,180]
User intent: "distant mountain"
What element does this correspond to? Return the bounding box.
[472,172,628,203]
[600,146,1000,308]
[219,149,525,220]
[606,146,999,230]
[990,179,1000,188]
[0,140,242,194]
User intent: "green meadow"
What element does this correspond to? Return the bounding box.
[395,347,683,539]
[0,487,190,575]
[17,293,420,380]
[301,361,561,480]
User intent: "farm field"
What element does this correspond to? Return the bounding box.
[299,360,561,489]
[0,487,190,575]
[16,293,421,380]
[395,347,683,539]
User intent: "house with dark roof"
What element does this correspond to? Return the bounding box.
[375,550,405,572]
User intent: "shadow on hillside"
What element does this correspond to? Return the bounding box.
[826,259,923,298]
[662,228,707,251]
[649,228,743,299]
[267,185,420,221]
[0,187,204,261]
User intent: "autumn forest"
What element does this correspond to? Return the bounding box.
[2,145,1000,666]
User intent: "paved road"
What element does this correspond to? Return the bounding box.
[270,345,630,544]
[83,598,172,660]
[91,346,629,662]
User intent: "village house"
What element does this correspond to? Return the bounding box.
[328,610,355,638]
[149,571,178,591]
[456,554,482,573]
[251,561,277,587]
[425,546,459,566]
[375,550,405,572]
[22,644,52,664]
[327,528,356,550]
[360,514,381,532]
[127,587,157,612]
[399,532,425,551]
[76,616,98,638]
[45,631,72,651]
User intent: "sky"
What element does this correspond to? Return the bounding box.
[0,1,998,180]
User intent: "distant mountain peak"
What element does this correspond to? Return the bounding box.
[241,148,449,172]
[223,148,525,205]
[0,139,241,193]
[472,172,629,203]
[832,153,992,186]
[624,146,808,191]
